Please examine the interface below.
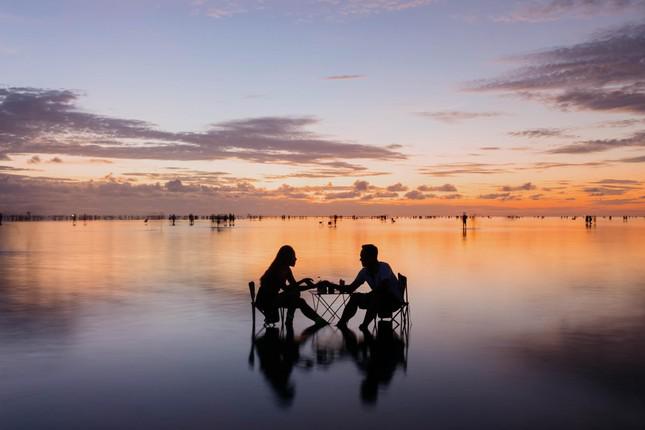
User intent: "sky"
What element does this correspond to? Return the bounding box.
[1,0,644,215]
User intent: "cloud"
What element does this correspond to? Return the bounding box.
[467,23,645,115]
[404,190,427,200]
[617,155,645,162]
[419,162,511,176]
[264,161,388,179]
[498,0,645,22]
[0,165,35,172]
[124,170,233,183]
[324,190,362,200]
[416,110,504,123]
[165,179,185,192]
[529,160,610,169]
[27,155,41,164]
[48,157,63,163]
[420,159,617,179]
[596,118,645,128]
[441,193,462,199]
[508,128,574,138]
[530,193,544,200]
[362,191,401,200]
[593,179,641,185]
[479,192,520,201]
[386,182,408,192]
[324,75,365,80]
[374,191,400,198]
[500,182,537,191]
[194,0,436,19]
[417,183,458,192]
[0,87,405,166]
[480,146,500,150]
[548,130,645,154]
[353,180,371,192]
[583,186,630,196]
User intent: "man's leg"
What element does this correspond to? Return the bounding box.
[360,290,388,329]
[337,293,370,327]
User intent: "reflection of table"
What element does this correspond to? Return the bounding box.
[309,291,350,322]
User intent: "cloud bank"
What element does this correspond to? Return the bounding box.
[0,87,405,167]
[468,23,645,116]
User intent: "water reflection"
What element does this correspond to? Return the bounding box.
[515,309,645,401]
[250,324,321,407]
[250,321,409,406]
[1,219,645,429]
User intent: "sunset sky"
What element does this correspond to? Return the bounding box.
[1,0,644,215]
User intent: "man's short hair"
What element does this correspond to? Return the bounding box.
[361,244,378,259]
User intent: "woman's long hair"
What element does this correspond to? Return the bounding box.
[261,245,295,283]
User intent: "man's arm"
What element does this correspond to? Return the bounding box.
[323,271,364,294]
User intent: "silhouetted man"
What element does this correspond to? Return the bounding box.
[327,244,402,330]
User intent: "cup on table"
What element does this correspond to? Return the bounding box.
[317,283,326,294]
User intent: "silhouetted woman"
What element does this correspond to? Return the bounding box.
[257,245,327,326]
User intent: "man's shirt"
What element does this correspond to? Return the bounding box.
[352,261,403,302]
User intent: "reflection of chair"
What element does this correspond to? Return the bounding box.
[376,273,410,328]
[249,281,285,327]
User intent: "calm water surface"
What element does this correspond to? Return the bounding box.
[1,218,644,429]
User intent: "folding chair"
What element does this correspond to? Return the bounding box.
[249,281,285,328]
[376,273,410,329]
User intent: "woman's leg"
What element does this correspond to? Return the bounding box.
[276,292,325,324]
[295,298,325,323]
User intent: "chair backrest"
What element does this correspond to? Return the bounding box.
[397,273,408,302]
[248,281,256,304]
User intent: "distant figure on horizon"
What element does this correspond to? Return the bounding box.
[0,212,3,226]
[170,214,177,226]
[462,212,467,230]
[256,245,327,326]
[324,244,402,330]
[189,213,195,226]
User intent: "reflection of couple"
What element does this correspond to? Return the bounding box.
[255,244,403,328]
[251,322,406,406]
[339,322,406,404]
[251,324,322,407]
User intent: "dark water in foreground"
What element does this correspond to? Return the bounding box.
[1,218,644,429]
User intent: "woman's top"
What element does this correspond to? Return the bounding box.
[256,265,292,309]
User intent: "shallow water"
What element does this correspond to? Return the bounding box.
[1,217,644,429]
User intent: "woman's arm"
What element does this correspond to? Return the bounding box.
[285,269,315,291]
